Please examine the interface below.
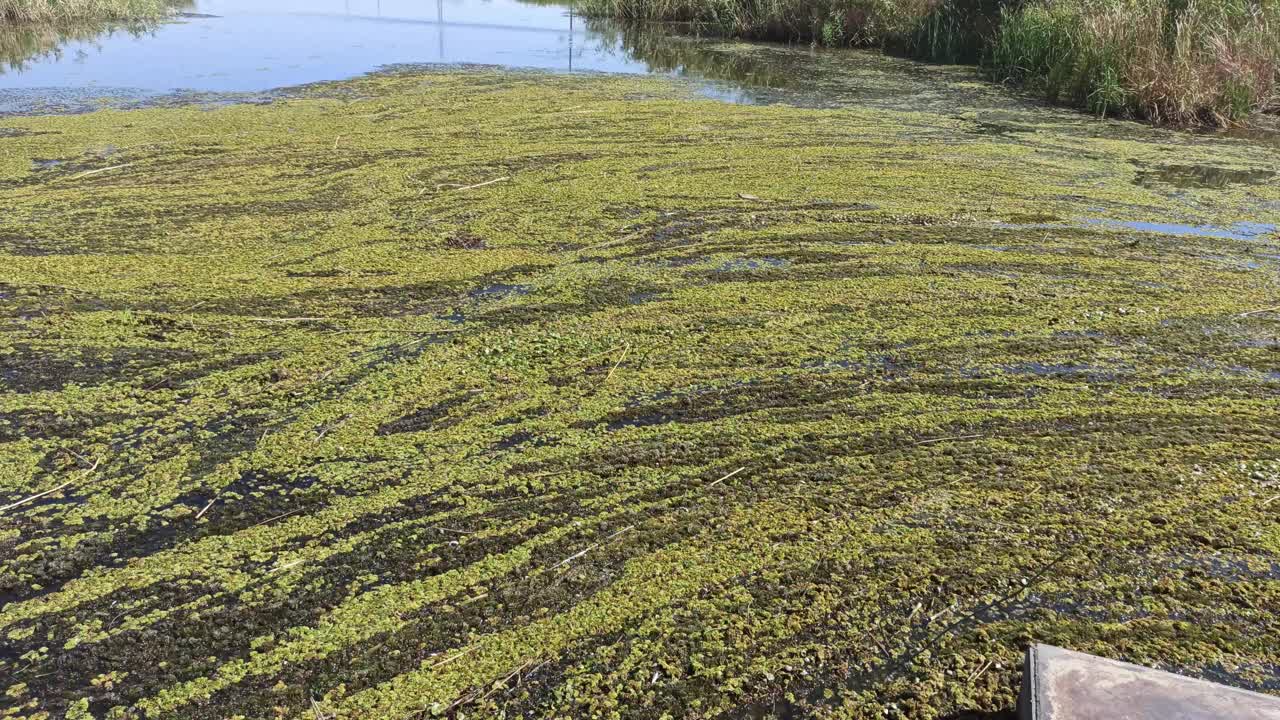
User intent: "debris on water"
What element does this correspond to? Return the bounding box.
[997,217,1277,241]
[1083,218,1278,241]
[1000,362,1122,381]
[968,121,1036,137]
[445,232,488,250]
[469,284,530,299]
[627,291,666,305]
[715,257,791,272]
[1004,213,1061,224]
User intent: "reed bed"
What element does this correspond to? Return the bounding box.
[989,0,1280,125]
[576,0,1280,124]
[0,0,182,23]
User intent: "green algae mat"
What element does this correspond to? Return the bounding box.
[1,69,1279,719]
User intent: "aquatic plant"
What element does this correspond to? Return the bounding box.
[0,69,1278,719]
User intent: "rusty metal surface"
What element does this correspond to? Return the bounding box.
[1019,644,1280,720]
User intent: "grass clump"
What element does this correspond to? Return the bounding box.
[988,0,1280,125]
[0,0,185,24]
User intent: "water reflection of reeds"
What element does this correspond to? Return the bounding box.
[584,20,802,89]
[0,0,191,72]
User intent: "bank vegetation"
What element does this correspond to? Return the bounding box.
[578,0,1280,125]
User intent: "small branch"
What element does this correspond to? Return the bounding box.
[603,344,630,384]
[913,434,983,446]
[445,176,509,193]
[270,559,305,574]
[249,508,301,528]
[0,457,100,514]
[246,316,331,323]
[194,498,217,520]
[967,658,995,683]
[706,466,746,489]
[430,645,479,669]
[66,163,134,181]
[1239,305,1280,317]
[552,525,635,569]
[0,480,74,514]
[570,343,626,366]
[478,660,535,704]
[430,526,476,535]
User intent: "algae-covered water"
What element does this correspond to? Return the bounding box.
[2,5,1280,719]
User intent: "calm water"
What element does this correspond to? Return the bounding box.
[2,0,1275,137]
[1,0,657,91]
[3,0,1277,240]
[0,0,853,105]
[1,0,1045,115]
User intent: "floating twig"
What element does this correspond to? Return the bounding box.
[270,559,305,574]
[967,658,995,683]
[246,316,331,324]
[907,602,923,622]
[603,344,630,384]
[310,697,335,720]
[0,457,100,514]
[249,508,301,528]
[913,434,983,446]
[446,176,510,193]
[327,327,461,335]
[706,466,746,489]
[928,604,954,622]
[1239,306,1280,317]
[478,660,535,704]
[552,525,635,569]
[66,163,134,181]
[431,645,479,669]
[431,526,476,535]
[571,343,627,366]
[195,498,217,520]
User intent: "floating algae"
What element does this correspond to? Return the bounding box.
[0,69,1278,719]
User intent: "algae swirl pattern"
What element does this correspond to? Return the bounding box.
[1,70,1278,719]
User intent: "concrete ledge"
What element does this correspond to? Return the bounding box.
[1019,644,1280,720]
